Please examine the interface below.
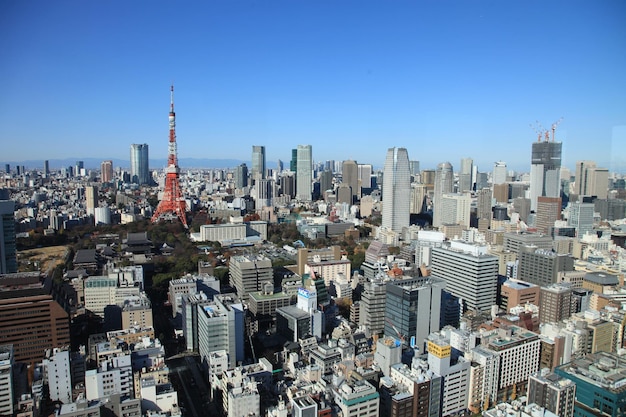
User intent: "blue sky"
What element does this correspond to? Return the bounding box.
[1,0,625,172]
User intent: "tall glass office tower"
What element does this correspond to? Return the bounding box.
[130,143,150,185]
[251,145,266,183]
[433,162,454,228]
[382,147,410,233]
[0,200,16,274]
[296,145,313,201]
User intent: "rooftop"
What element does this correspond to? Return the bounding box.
[503,279,539,290]
[557,351,626,393]
[584,271,619,286]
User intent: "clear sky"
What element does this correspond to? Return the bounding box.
[1,0,625,172]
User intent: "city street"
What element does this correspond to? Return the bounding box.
[167,355,218,417]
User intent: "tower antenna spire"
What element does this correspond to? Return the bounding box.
[170,84,175,112]
[152,85,188,228]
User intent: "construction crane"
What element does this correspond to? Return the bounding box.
[385,317,407,344]
[529,121,546,142]
[551,117,563,142]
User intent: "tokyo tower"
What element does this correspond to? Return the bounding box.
[152,85,188,228]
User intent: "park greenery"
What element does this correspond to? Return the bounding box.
[18,212,373,301]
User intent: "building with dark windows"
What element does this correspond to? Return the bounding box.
[529,140,562,211]
[0,200,16,274]
[251,145,266,184]
[384,276,445,352]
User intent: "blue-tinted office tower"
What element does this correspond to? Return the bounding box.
[130,144,150,185]
[384,276,445,352]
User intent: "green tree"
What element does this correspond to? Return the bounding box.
[214,267,230,286]
[348,251,365,271]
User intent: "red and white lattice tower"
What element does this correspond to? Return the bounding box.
[152,85,188,228]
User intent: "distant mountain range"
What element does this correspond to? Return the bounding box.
[1,157,254,170]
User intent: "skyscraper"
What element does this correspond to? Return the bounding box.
[43,160,50,177]
[358,163,373,190]
[530,140,562,211]
[341,160,359,203]
[296,145,312,201]
[0,200,17,274]
[574,160,609,200]
[235,163,248,189]
[75,160,84,177]
[101,160,113,183]
[492,161,507,185]
[290,149,297,172]
[251,145,266,183]
[319,169,333,198]
[459,157,473,192]
[130,143,150,185]
[409,160,420,176]
[433,162,454,228]
[85,186,98,217]
[382,147,410,234]
[410,183,427,214]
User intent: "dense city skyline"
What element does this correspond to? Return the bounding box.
[1,1,625,172]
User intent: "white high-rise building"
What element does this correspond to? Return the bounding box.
[296,145,313,201]
[0,345,13,416]
[85,353,133,400]
[431,245,498,313]
[197,295,244,369]
[44,348,72,404]
[427,333,471,416]
[493,161,507,185]
[94,206,111,225]
[382,147,411,234]
[441,193,472,228]
[433,162,454,228]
